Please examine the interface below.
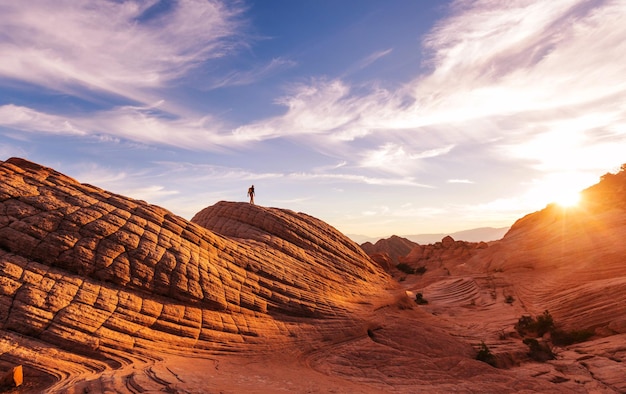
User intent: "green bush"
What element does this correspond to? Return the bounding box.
[476,341,497,367]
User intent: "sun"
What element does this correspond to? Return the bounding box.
[527,174,586,210]
[553,190,581,208]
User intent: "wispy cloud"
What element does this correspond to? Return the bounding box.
[348,48,394,74]
[0,103,237,151]
[0,105,85,135]
[284,172,432,187]
[209,57,297,88]
[0,0,246,103]
[231,0,626,177]
[359,142,454,175]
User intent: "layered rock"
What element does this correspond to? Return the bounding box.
[2,157,626,393]
[0,157,394,390]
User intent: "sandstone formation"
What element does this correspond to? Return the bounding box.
[360,235,418,268]
[363,165,626,393]
[0,365,22,388]
[1,157,626,393]
[0,157,393,392]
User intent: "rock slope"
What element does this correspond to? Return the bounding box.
[372,165,626,393]
[0,157,394,392]
[2,157,626,393]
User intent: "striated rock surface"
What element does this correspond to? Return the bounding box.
[0,157,397,392]
[399,166,626,393]
[2,157,626,393]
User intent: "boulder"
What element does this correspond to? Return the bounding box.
[0,365,22,388]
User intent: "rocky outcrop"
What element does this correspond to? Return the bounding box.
[0,365,22,388]
[399,236,486,268]
[360,235,418,267]
[3,157,626,393]
[360,235,421,273]
[0,157,394,391]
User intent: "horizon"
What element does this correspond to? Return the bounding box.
[1,0,625,237]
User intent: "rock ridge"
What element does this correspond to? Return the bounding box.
[0,157,393,390]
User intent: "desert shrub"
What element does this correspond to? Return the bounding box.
[515,315,536,336]
[414,266,427,275]
[476,341,497,367]
[515,310,554,337]
[551,328,594,346]
[535,310,555,336]
[396,263,415,274]
[415,293,428,305]
[505,295,515,304]
[523,338,555,361]
[515,310,593,358]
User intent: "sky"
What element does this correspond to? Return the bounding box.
[1,0,625,239]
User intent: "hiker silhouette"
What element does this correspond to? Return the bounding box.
[247,185,255,204]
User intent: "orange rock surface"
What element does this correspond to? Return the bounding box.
[1,157,625,393]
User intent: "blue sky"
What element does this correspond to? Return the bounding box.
[1,0,625,238]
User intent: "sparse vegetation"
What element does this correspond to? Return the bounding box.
[514,310,594,362]
[414,265,427,275]
[515,310,554,337]
[476,341,497,367]
[414,293,428,305]
[505,295,515,304]
[550,328,594,346]
[535,310,555,336]
[523,338,555,361]
[396,263,415,274]
[396,263,427,275]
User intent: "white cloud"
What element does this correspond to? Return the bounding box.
[0,103,238,151]
[0,0,245,103]
[351,48,394,73]
[148,160,433,188]
[0,105,85,135]
[209,57,297,88]
[359,142,454,175]
[228,0,626,182]
[2,0,625,217]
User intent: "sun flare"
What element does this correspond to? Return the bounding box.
[527,173,588,210]
[553,190,581,208]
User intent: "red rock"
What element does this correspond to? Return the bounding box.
[2,157,626,393]
[0,365,22,388]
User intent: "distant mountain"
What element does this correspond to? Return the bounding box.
[349,226,509,245]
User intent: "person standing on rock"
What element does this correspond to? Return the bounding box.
[247,185,255,204]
